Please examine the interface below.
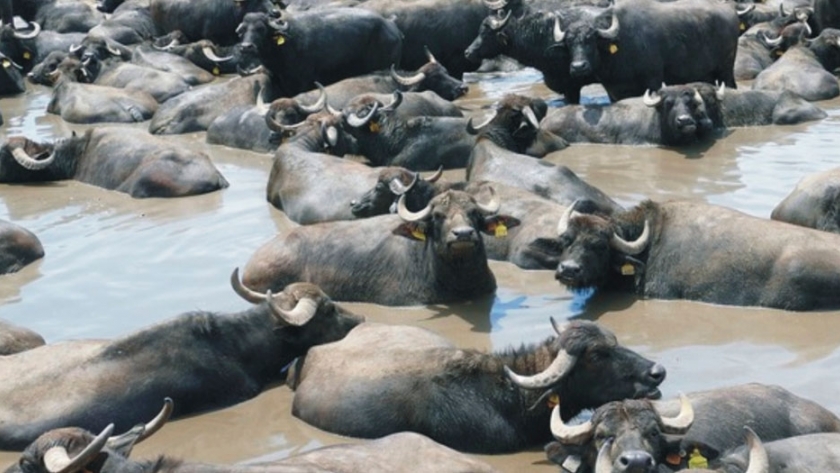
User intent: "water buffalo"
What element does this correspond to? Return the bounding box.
[547,384,840,473]
[152,33,238,76]
[771,167,840,233]
[24,49,65,84]
[0,49,25,95]
[235,10,402,97]
[86,0,158,45]
[0,219,43,275]
[1,128,228,198]
[541,83,726,147]
[0,23,84,73]
[467,94,568,156]
[0,0,102,34]
[0,270,364,450]
[289,319,665,453]
[242,187,521,305]
[705,86,827,127]
[151,0,279,46]
[734,8,812,80]
[0,319,45,355]
[549,0,739,101]
[130,43,215,85]
[813,0,840,35]
[552,199,840,310]
[72,53,192,103]
[690,431,840,473]
[349,166,457,218]
[753,28,840,101]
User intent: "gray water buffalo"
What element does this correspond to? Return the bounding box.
[0,319,45,355]
[24,49,65,84]
[706,86,827,126]
[552,199,840,310]
[1,128,228,198]
[289,319,665,453]
[0,270,364,450]
[86,0,158,45]
[0,23,85,73]
[0,219,44,275]
[242,187,521,305]
[151,0,279,46]
[130,43,216,85]
[76,54,192,103]
[547,384,840,473]
[693,431,840,473]
[771,167,840,233]
[541,83,725,147]
[549,0,739,101]
[753,28,840,101]
[734,7,812,80]
[235,10,402,97]
[0,0,102,34]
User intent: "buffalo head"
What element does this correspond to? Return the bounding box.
[350,166,443,218]
[0,49,24,96]
[803,28,840,72]
[68,36,131,64]
[467,93,566,155]
[0,22,41,72]
[26,51,67,85]
[465,10,514,63]
[390,46,468,100]
[235,12,286,75]
[266,105,356,156]
[642,83,725,146]
[0,136,60,182]
[550,6,618,78]
[264,82,327,133]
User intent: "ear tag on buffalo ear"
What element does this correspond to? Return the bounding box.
[665,453,682,466]
[212,66,220,75]
[1,59,9,68]
[411,227,426,241]
[369,121,381,133]
[494,222,508,238]
[547,393,560,409]
[22,51,31,60]
[275,34,286,46]
[609,43,618,54]
[688,449,708,469]
[739,22,746,31]
[620,263,635,276]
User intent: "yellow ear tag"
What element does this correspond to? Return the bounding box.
[275,35,286,46]
[22,51,31,60]
[1,60,9,68]
[547,393,560,409]
[494,222,508,238]
[369,121,380,133]
[620,263,635,276]
[739,22,746,31]
[411,228,426,241]
[212,66,220,75]
[688,449,708,469]
[609,43,618,54]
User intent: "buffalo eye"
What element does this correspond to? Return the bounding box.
[594,432,614,444]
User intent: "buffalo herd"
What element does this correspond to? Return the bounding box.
[1,0,840,470]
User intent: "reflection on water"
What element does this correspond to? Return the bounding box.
[1,68,840,472]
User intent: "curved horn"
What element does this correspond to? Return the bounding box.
[390,64,426,87]
[423,45,438,64]
[202,45,233,62]
[397,194,432,222]
[715,80,726,101]
[489,9,511,30]
[326,103,342,117]
[266,113,307,133]
[556,200,580,236]
[153,39,177,51]
[550,405,594,444]
[744,427,770,473]
[267,291,319,326]
[12,147,55,170]
[136,397,174,442]
[779,2,787,17]
[475,185,501,214]
[483,0,508,10]
[802,19,812,37]
[345,102,379,128]
[656,393,694,434]
[13,21,41,39]
[693,89,704,104]
[69,43,83,54]
[643,89,662,107]
[553,17,565,43]
[594,438,614,473]
[389,172,419,196]
[106,43,123,57]
[380,90,403,112]
[597,12,619,39]
[268,17,289,33]
[736,3,755,16]
[43,424,114,473]
[424,166,443,183]
[550,316,567,337]
[760,31,784,47]
[466,110,497,135]
[522,105,540,128]
[610,219,650,255]
[299,82,327,113]
[230,267,267,303]
[504,349,577,389]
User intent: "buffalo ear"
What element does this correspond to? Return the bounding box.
[481,215,521,237]
[527,237,564,256]
[612,253,645,276]
[393,221,428,241]
[544,441,587,467]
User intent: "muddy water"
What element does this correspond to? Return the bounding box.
[1,72,840,471]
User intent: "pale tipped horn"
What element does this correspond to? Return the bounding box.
[299,82,327,113]
[389,172,419,196]
[597,12,619,39]
[12,147,54,170]
[779,2,787,17]
[553,17,565,43]
[489,9,511,30]
[230,267,267,303]
[656,393,694,434]
[107,398,174,448]
[609,219,650,255]
[522,105,540,128]
[202,45,233,62]
[423,45,438,64]
[760,31,784,47]
[483,0,508,10]
[153,39,177,51]
[69,43,83,54]
[380,90,403,111]
[268,291,319,326]
[556,200,580,236]
[424,165,443,183]
[715,80,725,101]
[693,89,704,104]
[345,102,379,128]
[390,64,426,87]
[550,405,594,444]
[43,424,114,473]
[397,194,431,221]
[466,110,497,135]
[736,3,755,16]
[594,438,614,473]
[504,349,577,389]
[13,21,41,39]
[475,185,501,214]
[744,427,770,473]
[643,89,662,107]
[106,43,123,56]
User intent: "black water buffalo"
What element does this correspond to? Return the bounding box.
[0,219,43,275]
[550,0,739,101]
[152,33,239,76]
[0,271,364,450]
[24,49,65,84]
[547,384,840,473]
[813,0,840,35]
[5,424,499,473]
[242,187,521,305]
[771,167,840,233]
[0,24,84,73]
[235,10,402,97]
[151,0,279,46]
[552,199,840,310]
[86,0,158,45]
[349,166,456,218]
[0,49,25,95]
[0,319,45,355]
[692,431,840,473]
[707,86,826,127]
[467,94,568,156]
[0,0,102,33]
[541,83,726,146]
[289,319,665,453]
[130,43,216,85]
[753,28,840,101]
[734,8,812,80]
[1,128,228,198]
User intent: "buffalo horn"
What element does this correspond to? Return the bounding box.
[715,81,726,100]
[202,46,233,62]
[13,21,41,39]
[397,194,431,221]
[345,102,379,128]
[423,45,438,64]
[300,82,327,113]
[466,110,497,134]
[642,89,662,107]
[594,438,614,473]
[693,89,704,105]
[69,44,83,54]
[424,165,444,183]
[153,39,177,51]
[760,31,783,47]
[656,393,694,434]
[107,398,174,448]
[736,3,755,16]
[43,424,114,473]
[802,19,812,37]
[835,36,840,48]
[550,316,567,337]
[230,267,268,303]
[483,0,508,10]
[550,405,594,444]
[744,427,770,473]
[522,106,540,128]
[323,125,339,148]
[504,348,577,389]
[380,90,403,112]
[268,17,289,33]
[475,185,501,214]
[12,147,55,170]
[267,290,319,326]
[390,64,426,87]
[553,17,565,43]
[488,10,511,31]
[609,219,650,255]
[597,12,619,39]
[106,43,123,57]
[266,112,307,133]
[779,2,787,17]
[555,200,580,236]
[390,172,419,196]
[235,23,245,36]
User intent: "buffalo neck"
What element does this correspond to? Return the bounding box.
[426,238,497,301]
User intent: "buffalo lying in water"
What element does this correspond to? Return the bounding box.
[288,319,665,453]
[753,28,840,101]
[771,167,840,233]
[0,319,44,356]
[0,219,43,275]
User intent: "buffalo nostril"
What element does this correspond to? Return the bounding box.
[452,227,475,239]
[648,363,666,383]
[676,115,695,127]
[560,261,581,275]
[618,451,654,471]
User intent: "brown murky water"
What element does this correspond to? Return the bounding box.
[1,71,840,472]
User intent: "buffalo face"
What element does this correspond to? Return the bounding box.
[350,167,441,218]
[235,13,284,75]
[27,51,66,85]
[644,83,724,146]
[464,11,513,63]
[391,48,468,100]
[0,137,59,183]
[551,8,619,78]
[807,28,840,72]
[0,24,39,72]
